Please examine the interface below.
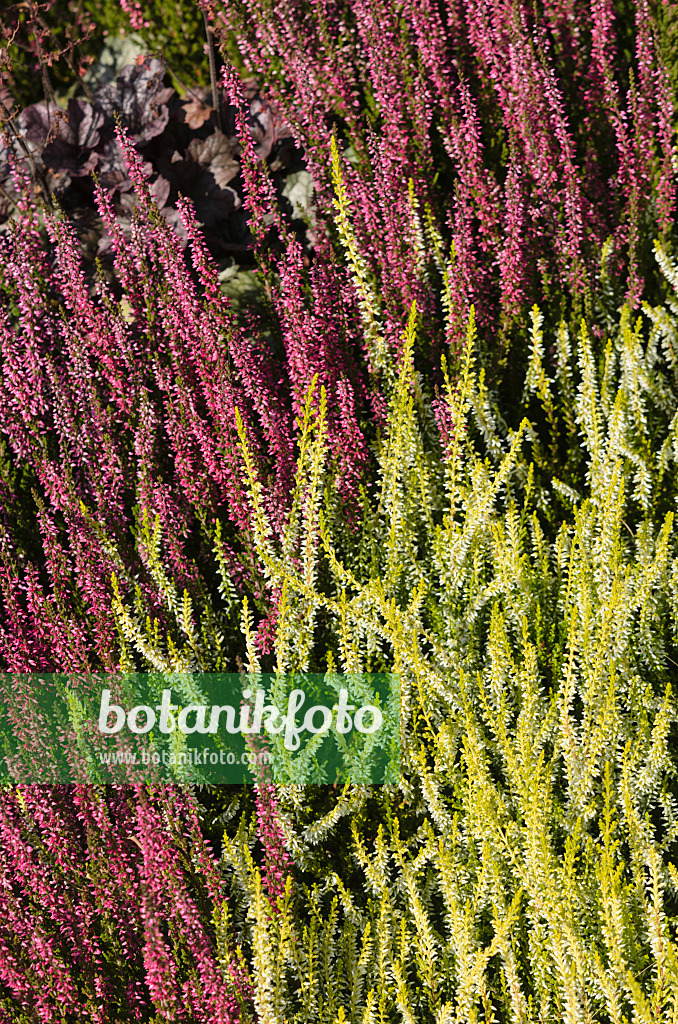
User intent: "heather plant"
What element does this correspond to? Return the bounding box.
[5,218,678,1017]
[207,275,678,1022]
[0,54,302,268]
[0,782,254,1022]
[5,0,675,363]
[0,106,384,682]
[213,0,677,360]
[0,0,677,1018]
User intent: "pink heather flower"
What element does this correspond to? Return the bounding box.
[254,782,293,902]
[118,0,151,32]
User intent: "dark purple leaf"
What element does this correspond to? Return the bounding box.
[149,174,170,209]
[18,102,62,148]
[95,136,153,192]
[0,79,15,120]
[117,173,169,213]
[94,58,173,145]
[157,130,241,236]
[41,99,105,177]
[186,131,239,189]
[190,180,241,232]
[97,186,187,256]
[0,132,15,183]
[240,80,293,162]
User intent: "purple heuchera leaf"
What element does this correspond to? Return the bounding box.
[95,135,153,192]
[117,174,171,212]
[186,131,239,188]
[17,102,62,149]
[0,132,15,183]
[148,173,171,209]
[158,132,241,238]
[177,169,240,236]
[94,57,173,145]
[237,78,293,162]
[41,99,105,177]
[97,174,186,256]
[0,78,14,120]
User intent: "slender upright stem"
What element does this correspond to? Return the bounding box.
[203,9,224,133]
[35,12,95,103]
[29,3,56,115]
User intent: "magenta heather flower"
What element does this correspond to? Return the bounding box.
[218,0,675,343]
[254,782,293,902]
[0,3,674,1015]
[118,0,151,30]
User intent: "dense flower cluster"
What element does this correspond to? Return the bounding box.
[217,0,675,340]
[0,0,675,1017]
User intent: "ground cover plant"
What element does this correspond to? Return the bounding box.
[0,0,677,1019]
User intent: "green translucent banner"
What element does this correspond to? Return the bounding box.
[0,672,400,785]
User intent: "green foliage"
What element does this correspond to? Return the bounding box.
[2,0,207,109]
[106,235,678,1019]
[3,0,678,1015]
